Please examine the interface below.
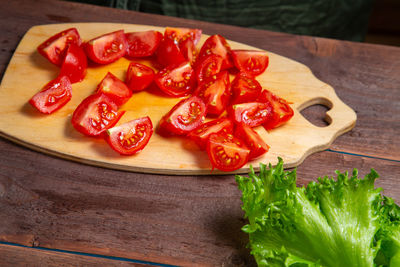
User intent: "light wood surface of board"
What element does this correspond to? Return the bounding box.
[0,23,356,175]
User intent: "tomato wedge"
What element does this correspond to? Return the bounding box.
[59,43,87,83]
[125,30,162,58]
[231,50,269,77]
[198,34,233,70]
[158,96,206,136]
[29,75,72,114]
[96,72,132,106]
[85,30,127,64]
[37,28,81,66]
[188,118,233,150]
[228,102,273,127]
[195,54,223,83]
[156,37,186,68]
[235,123,269,160]
[206,132,250,172]
[164,27,202,45]
[179,38,198,66]
[126,62,155,92]
[259,89,294,130]
[155,61,195,97]
[71,93,125,136]
[194,71,231,116]
[230,73,262,104]
[106,116,153,155]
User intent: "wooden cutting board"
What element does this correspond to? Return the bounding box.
[0,23,356,175]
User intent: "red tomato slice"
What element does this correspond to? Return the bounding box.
[29,75,72,114]
[71,93,125,136]
[235,123,269,160]
[85,30,127,64]
[158,96,206,136]
[156,38,186,68]
[179,38,198,66]
[206,132,250,172]
[188,118,234,150]
[37,28,81,66]
[155,61,196,97]
[230,73,262,104]
[259,89,294,130]
[96,72,132,106]
[198,34,233,70]
[106,116,153,155]
[195,54,223,83]
[228,102,273,127]
[231,50,269,77]
[125,30,163,58]
[59,43,87,83]
[126,62,155,92]
[164,27,202,45]
[194,71,231,116]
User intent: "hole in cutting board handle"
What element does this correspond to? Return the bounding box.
[299,97,332,127]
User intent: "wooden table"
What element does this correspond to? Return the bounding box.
[0,0,399,266]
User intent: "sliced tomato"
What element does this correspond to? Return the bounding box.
[179,38,198,66]
[231,50,269,77]
[156,38,186,67]
[106,116,153,155]
[230,73,262,104]
[71,93,125,136]
[206,132,250,172]
[59,43,87,83]
[29,75,72,114]
[228,102,273,127]
[126,62,155,92]
[96,72,132,106]
[125,30,162,58]
[188,118,233,150]
[235,123,269,160]
[259,89,294,130]
[158,96,206,136]
[85,30,127,64]
[37,28,81,66]
[198,34,233,70]
[194,71,230,116]
[164,27,202,45]
[195,54,223,83]
[155,61,196,97]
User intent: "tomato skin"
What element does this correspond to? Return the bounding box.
[106,116,153,155]
[125,30,162,58]
[206,132,250,172]
[194,54,223,83]
[164,27,202,45]
[228,101,273,127]
[198,34,233,70]
[231,50,269,77]
[230,73,262,104]
[71,93,125,137]
[125,62,155,92]
[29,75,72,114]
[188,118,234,150]
[37,28,81,66]
[235,123,269,160]
[85,30,127,64]
[96,72,132,106]
[59,43,87,83]
[155,61,196,97]
[179,38,198,66]
[259,89,294,130]
[156,38,186,68]
[158,96,206,136]
[194,71,231,116]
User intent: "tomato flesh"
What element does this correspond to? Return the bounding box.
[206,132,250,172]
[126,62,155,92]
[231,50,269,77]
[29,75,72,114]
[179,38,198,66]
[235,123,269,159]
[106,116,153,155]
[59,43,87,83]
[259,89,294,130]
[195,54,223,83]
[164,27,202,45]
[188,118,233,150]
[228,102,273,127]
[71,93,125,136]
[125,30,162,58]
[37,28,81,66]
[96,72,132,106]
[198,34,233,70]
[155,61,195,97]
[156,38,186,68]
[85,30,127,64]
[231,73,262,104]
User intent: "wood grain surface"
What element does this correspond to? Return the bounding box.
[0,0,399,266]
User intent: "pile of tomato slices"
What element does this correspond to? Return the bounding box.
[30,26,294,172]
